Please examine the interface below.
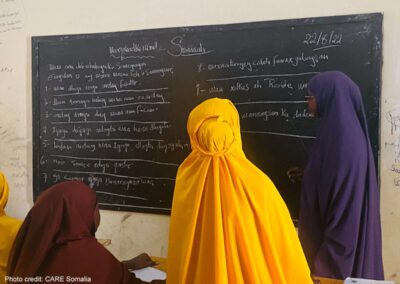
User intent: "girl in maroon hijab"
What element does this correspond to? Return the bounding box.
[298,71,384,280]
[7,181,164,284]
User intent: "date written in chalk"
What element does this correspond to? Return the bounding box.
[5,276,92,283]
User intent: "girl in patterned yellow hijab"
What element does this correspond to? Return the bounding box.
[0,172,21,284]
[167,98,312,284]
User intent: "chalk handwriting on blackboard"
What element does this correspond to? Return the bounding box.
[303,31,343,51]
[168,35,214,57]
[32,14,382,215]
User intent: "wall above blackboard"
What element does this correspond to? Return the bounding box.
[32,13,382,219]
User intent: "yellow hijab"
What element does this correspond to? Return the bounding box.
[167,98,312,284]
[0,172,22,284]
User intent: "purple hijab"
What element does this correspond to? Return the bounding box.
[298,71,384,280]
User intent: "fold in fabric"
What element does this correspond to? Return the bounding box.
[167,98,312,284]
[299,71,384,280]
[7,181,151,284]
[0,172,22,284]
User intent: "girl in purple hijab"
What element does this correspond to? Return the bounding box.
[298,71,384,280]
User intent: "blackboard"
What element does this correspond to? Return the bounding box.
[32,13,382,219]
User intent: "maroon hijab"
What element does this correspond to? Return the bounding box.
[7,181,149,284]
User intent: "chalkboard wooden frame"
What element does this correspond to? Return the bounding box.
[32,13,382,217]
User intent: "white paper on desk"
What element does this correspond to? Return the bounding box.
[130,267,166,282]
[344,277,395,284]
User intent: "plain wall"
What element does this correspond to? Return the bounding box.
[1,0,399,281]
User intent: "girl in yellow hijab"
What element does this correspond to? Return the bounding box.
[167,98,312,284]
[0,172,22,284]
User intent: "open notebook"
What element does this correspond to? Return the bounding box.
[130,267,167,282]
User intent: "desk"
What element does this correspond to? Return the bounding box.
[150,257,342,283]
